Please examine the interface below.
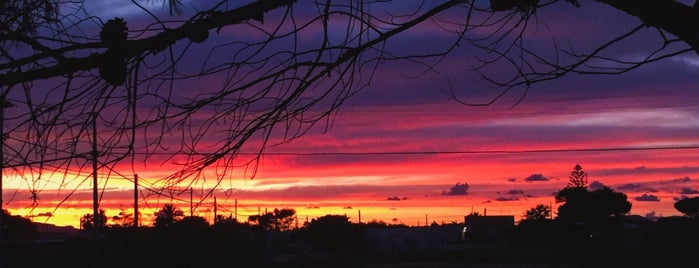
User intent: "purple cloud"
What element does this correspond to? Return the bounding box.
[617,183,642,190]
[671,177,692,183]
[589,181,606,191]
[635,194,660,202]
[679,187,699,195]
[524,174,548,182]
[442,183,470,196]
[495,196,519,202]
[506,189,525,195]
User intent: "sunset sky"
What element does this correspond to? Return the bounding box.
[3,0,699,229]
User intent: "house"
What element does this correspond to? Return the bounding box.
[364,224,466,252]
[461,215,515,247]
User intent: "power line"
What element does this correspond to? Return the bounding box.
[250,145,699,156]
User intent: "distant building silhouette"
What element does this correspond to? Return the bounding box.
[462,215,515,247]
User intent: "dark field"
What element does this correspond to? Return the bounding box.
[3,219,696,268]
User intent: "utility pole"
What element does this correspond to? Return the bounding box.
[234,199,237,222]
[133,174,138,227]
[213,196,217,224]
[92,114,99,228]
[91,113,100,268]
[189,187,193,217]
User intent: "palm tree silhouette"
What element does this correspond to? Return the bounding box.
[154,204,184,228]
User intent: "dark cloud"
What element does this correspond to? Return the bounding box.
[597,167,699,177]
[644,211,659,220]
[634,194,660,202]
[643,188,658,193]
[671,176,692,183]
[679,187,699,195]
[507,178,518,182]
[387,196,408,201]
[615,184,655,193]
[495,196,519,202]
[524,174,548,182]
[589,181,606,191]
[506,189,524,195]
[442,183,470,196]
[617,183,642,190]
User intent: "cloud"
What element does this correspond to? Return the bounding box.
[634,194,660,202]
[597,167,699,177]
[679,187,699,195]
[589,181,606,191]
[495,196,519,202]
[671,177,692,183]
[442,183,470,196]
[524,174,548,182]
[506,189,524,195]
[672,55,699,69]
[644,211,659,220]
[617,183,642,190]
[31,212,53,217]
[387,196,408,201]
[507,178,518,182]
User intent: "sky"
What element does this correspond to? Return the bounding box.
[3,0,699,229]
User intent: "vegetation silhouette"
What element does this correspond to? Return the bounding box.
[674,196,699,219]
[1,1,697,223]
[2,0,699,266]
[79,209,107,231]
[153,203,185,229]
[247,208,297,231]
[3,193,699,267]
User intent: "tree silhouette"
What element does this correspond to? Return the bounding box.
[674,196,699,220]
[567,164,589,188]
[247,208,296,231]
[174,215,210,230]
[154,204,184,228]
[555,167,631,243]
[522,204,552,222]
[592,186,632,218]
[306,214,364,251]
[80,208,107,230]
[512,204,558,248]
[2,1,697,213]
[110,209,135,227]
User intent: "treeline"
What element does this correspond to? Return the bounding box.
[4,164,699,267]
